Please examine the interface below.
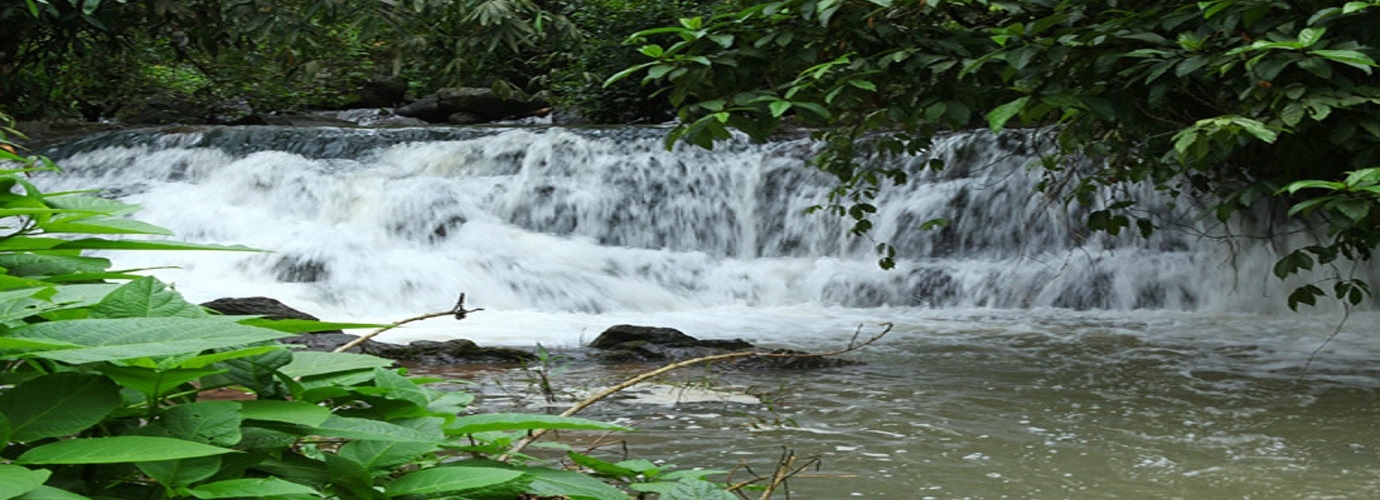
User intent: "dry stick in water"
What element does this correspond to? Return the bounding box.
[500,323,895,461]
[333,293,483,353]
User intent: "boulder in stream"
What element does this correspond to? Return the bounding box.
[588,324,858,369]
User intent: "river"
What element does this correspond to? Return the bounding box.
[39,125,1380,498]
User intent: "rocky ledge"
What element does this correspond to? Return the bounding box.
[202,297,860,370]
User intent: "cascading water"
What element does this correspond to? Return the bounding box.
[35,125,1380,498]
[39,125,1352,318]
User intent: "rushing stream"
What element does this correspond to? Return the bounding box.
[38,125,1380,498]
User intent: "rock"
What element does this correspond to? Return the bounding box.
[350,77,408,108]
[589,325,702,349]
[589,324,753,362]
[374,339,537,365]
[396,86,548,124]
[116,92,210,125]
[201,296,325,322]
[395,94,449,123]
[587,324,859,369]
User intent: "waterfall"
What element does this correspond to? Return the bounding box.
[34,125,1364,319]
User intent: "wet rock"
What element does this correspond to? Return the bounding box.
[201,296,325,322]
[397,87,547,124]
[587,324,855,369]
[375,339,536,365]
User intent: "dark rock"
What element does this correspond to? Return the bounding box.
[351,77,408,108]
[201,296,324,322]
[395,95,449,123]
[117,93,210,125]
[375,339,537,365]
[588,324,857,369]
[589,325,701,349]
[447,111,487,125]
[396,87,548,124]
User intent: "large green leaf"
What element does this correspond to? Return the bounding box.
[338,440,439,473]
[0,465,50,500]
[0,254,110,279]
[9,317,290,364]
[660,479,736,500]
[238,400,331,427]
[447,414,629,435]
[94,365,223,397]
[136,456,221,490]
[310,416,442,444]
[50,239,259,252]
[236,317,386,333]
[520,466,629,500]
[280,351,394,378]
[41,218,174,236]
[384,467,526,497]
[89,276,206,319]
[16,436,237,465]
[12,485,92,500]
[156,401,242,446]
[183,477,320,499]
[0,372,120,442]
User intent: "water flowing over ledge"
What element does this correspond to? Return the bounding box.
[38,125,1364,318]
[34,125,1380,498]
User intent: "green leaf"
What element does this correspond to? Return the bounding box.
[157,401,242,446]
[338,440,439,472]
[0,465,50,500]
[661,478,736,500]
[1273,250,1314,279]
[16,436,237,464]
[1330,198,1371,222]
[9,317,290,364]
[90,276,206,319]
[310,415,442,443]
[234,318,384,333]
[1287,284,1325,310]
[1309,49,1377,74]
[520,466,629,500]
[238,400,331,427]
[1297,27,1326,48]
[0,372,120,442]
[136,456,221,490]
[184,477,320,499]
[94,365,222,397]
[41,218,173,236]
[12,485,92,500]
[768,100,792,118]
[279,351,394,379]
[986,96,1029,133]
[447,413,629,435]
[384,467,525,497]
[49,239,259,252]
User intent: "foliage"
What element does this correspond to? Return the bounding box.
[613,0,1380,305]
[0,116,738,499]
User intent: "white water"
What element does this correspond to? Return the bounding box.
[37,125,1380,497]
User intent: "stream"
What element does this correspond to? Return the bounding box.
[38,125,1380,498]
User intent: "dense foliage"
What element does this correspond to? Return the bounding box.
[0,120,740,499]
[0,0,726,123]
[614,0,1380,308]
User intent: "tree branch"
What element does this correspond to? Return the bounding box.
[332,293,483,353]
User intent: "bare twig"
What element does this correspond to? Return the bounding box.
[500,323,893,460]
[332,293,483,353]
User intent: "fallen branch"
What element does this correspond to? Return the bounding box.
[501,322,893,460]
[333,293,482,353]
